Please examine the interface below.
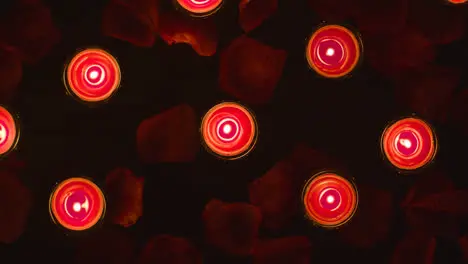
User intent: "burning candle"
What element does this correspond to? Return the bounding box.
[201,102,257,159]
[381,117,437,171]
[175,0,223,16]
[302,172,358,228]
[306,24,361,78]
[0,106,19,157]
[64,48,121,103]
[49,177,106,231]
[447,0,467,4]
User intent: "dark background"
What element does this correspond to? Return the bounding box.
[1,0,468,263]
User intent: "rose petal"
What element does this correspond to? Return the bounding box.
[136,104,199,163]
[0,48,22,103]
[249,161,296,230]
[105,167,143,227]
[202,199,262,256]
[459,235,468,263]
[75,228,135,264]
[0,170,31,243]
[395,66,460,123]
[139,235,202,264]
[404,208,460,239]
[249,145,336,230]
[124,0,159,30]
[0,1,60,64]
[339,185,393,248]
[408,190,468,216]
[253,236,312,264]
[353,0,407,35]
[102,0,156,47]
[402,170,454,207]
[238,0,278,33]
[407,0,466,45]
[391,231,435,264]
[158,11,217,56]
[286,144,337,181]
[219,35,286,105]
[403,171,459,238]
[364,28,434,78]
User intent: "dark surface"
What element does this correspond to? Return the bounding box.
[1,0,467,263]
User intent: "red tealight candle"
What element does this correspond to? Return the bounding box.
[175,0,223,16]
[306,24,361,78]
[201,102,257,159]
[49,177,106,231]
[448,0,466,4]
[302,172,358,228]
[381,117,437,171]
[0,106,19,156]
[64,48,121,103]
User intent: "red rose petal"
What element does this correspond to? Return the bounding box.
[403,171,460,238]
[202,199,262,256]
[238,0,278,33]
[407,0,466,45]
[0,48,22,103]
[339,185,393,248]
[364,28,434,78]
[402,171,454,207]
[391,231,436,264]
[219,35,286,104]
[286,144,337,180]
[0,1,60,64]
[102,0,156,47]
[125,0,159,29]
[136,104,199,163]
[405,208,460,239]
[75,228,135,264]
[395,66,460,123]
[139,235,202,264]
[459,235,468,263]
[105,168,143,227]
[0,170,31,243]
[249,161,296,230]
[408,190,468,216]
[253,236,312,264]
[158,11,218,56]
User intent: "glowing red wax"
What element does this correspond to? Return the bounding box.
[201,102,257,159]
[49,177,106,231]
[64,48,121,103]
[302,172,358,228]
[0,106,19,157]
[175,0,223,16]
[381,117,437,171]
[448,0,466,4]
[306,25,361,78]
